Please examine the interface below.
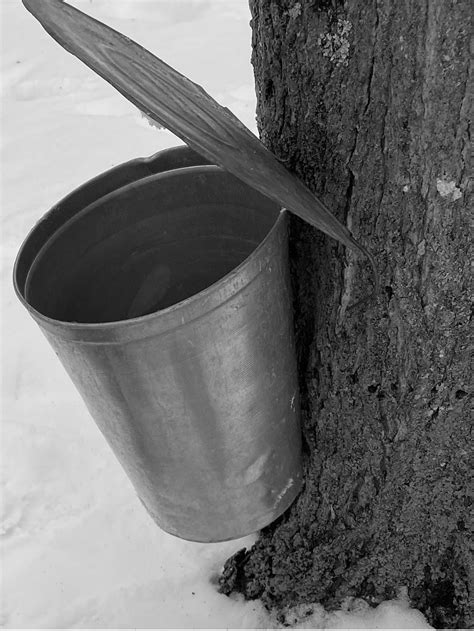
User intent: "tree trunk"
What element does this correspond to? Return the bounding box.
[219,1,472,627]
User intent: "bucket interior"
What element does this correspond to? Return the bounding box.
[23,168,280,324]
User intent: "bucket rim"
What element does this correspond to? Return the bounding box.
[13,144,213,305]
[13,162,287,340]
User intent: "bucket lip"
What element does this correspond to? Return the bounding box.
[13,144,213,306]
[14,160,286,340]
[19,164,237,302]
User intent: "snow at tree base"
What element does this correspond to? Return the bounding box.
[1,1,432,627]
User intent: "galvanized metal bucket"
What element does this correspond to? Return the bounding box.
[13,145,302,542]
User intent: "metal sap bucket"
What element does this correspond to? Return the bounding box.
[13,145,302,542]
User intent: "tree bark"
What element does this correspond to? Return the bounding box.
[219,1,472,627]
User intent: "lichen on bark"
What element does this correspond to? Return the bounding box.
[219,0,473,628]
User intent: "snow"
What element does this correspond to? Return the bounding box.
[1,1,432,628]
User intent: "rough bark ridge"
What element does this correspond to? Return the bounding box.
[219,1,472,627]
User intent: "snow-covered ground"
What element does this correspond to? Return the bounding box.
[1,1,432,628]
